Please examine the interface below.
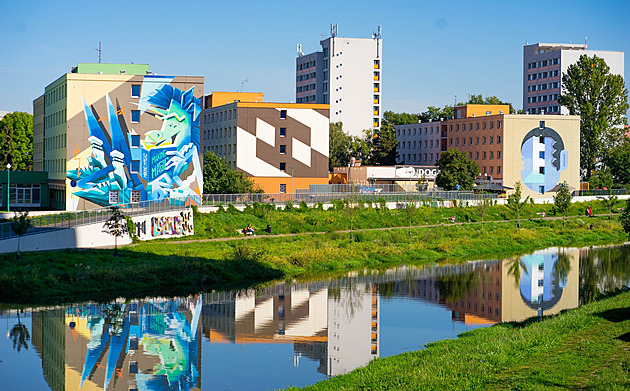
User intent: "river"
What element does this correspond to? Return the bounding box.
[1,244,629,390]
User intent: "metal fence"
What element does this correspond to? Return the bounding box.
[0,197,192,241]
[572,189,628,197]
[201,190,498,207]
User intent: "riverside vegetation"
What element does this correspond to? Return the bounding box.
[0,198,627,305]
[288,288,630,391]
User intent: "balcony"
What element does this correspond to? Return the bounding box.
[374,87,379,92]
[373,76,380,81]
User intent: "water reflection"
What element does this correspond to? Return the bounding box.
[2,244,630,391]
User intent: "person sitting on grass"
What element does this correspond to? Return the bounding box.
[245,223,255,235]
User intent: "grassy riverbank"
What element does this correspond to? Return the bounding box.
[289,289,630,391]
[0,212,626,305]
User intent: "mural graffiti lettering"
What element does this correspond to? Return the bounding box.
[151,211,193,237]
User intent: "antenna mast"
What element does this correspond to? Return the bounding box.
[96,41,102,63]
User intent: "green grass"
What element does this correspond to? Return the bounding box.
[0,213,625,306]
[287,289,630,391]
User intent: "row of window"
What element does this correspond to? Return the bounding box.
[400,139,440,150]
[296,83,316,93]
[527,94,559,103]
[400,152,439,163]
[46,84,67,106]
[45,133,66,152]
[3,184,41,206]
[397,126,439,138]
[297,60,316,71]
[479,165,501,175]
[451,120,502,132]
[450,135,503,147]
[296,72,316,82]
[527,82,560,92]
[296,95,316,103]
[44,158,65,174]
[204,109,238,124]
[527,58,560,69]
[527,70,560,80]
[527,106,560,114]
[44,109,67,129]
[467,150,503,160]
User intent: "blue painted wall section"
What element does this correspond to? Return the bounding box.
[67,78,203,208]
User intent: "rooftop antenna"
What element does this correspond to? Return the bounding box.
[330,23,338,37]
[240,77,248,92]
[373,25,382,58]
[95,41,102,63]
[297,43,303,57]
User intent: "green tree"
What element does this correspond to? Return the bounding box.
[102,206,126,257]
[435,149,480,190]
[619,199,630,238]
[203,152,260,194]
[403,201,418,236]
[506,181,530,228]
[383,111,420,126]
[558,54,629,179]
[604,140,630,184]
[0,112,33,171]
[420,105,454,122]
[11,210,32,260]
[553,181,573,226]
[329,122,353,170]
[9,312,30,352]
[588,169,614,190]
[366,124,398,165]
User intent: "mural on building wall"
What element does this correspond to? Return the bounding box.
[520,126,567,193]
[67,79,203,208]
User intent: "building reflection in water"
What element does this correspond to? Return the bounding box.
[25,245,629,391]
[202,281,380,377]
[32,297,203,390]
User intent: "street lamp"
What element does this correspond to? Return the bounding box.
[6,163,10,212]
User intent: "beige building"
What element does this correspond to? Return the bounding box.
[202,92,330,194]
[33,63,204,210]
[444,105,580,198]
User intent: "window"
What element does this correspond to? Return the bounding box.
[483,151,487,159]
[497,151,502,159]
[131,190,141,203]
[109,190,119,204]
[539,185,545,194]
[476,137,479,145]
[280,184,287,193]
[483,122,487,130]
[280,162,286,171]
[131,110,140,123]
[539,167,545,174]
[497,166,501,174]
[490,136,494,144]
[483,136,487,145]
[539,120,545,129]
[129,361,138,374]
[279,127,286,137]
[131,160,140,173]
[280,145,286,154]
[8,184,41,207]
[476,151,479,159]
[497,135,501,144]
[539,151,545,159]
[539,136,545,144]
[131,85,141,98]
[280,110,287,119]
[131,135,140,147]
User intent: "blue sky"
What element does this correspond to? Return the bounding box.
[1,0,628,116]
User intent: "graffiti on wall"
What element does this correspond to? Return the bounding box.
[67,78,203,208]
[134,210,194,239]
[520,126,567,194]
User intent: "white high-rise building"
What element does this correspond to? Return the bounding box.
[297,24,382,137]
[523,43,624,115]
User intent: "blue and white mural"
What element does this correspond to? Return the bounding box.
[67,78,203,209]
[520,126,568,194]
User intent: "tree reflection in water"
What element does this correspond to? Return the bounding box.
[580,245,630,305]
[10,310,30,352]
[437,270,481,303]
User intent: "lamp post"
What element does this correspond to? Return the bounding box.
[6,163,10,212]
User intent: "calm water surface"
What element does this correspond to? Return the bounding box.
[1,244,629,391]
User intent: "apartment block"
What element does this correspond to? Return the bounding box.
[297,25,382,137]
[33,63,204,210]
[523,43,624,115]
[443,104,580,198]
[395,121,442,165]
[201,92,329,194]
